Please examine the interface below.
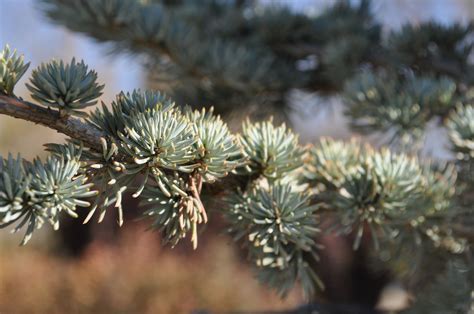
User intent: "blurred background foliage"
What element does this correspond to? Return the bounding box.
[0,226,302,313]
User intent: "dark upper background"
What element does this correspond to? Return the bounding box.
[1,0,473,159]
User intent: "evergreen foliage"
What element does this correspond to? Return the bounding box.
[26,58,104,117]
[344,71,458,143]
[0,152,96,244]
[239,119,303,179]
[0,45,30,95]
[226,182,322,297]
[448,104,474,161]
[0,0,473,312]
[39,0,474,119]
[304,139,457,251]
[403,261,473,314]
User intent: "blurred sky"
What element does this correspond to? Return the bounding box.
[0,0,473,158]
[0,0,144,101]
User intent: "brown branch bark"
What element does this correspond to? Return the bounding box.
[0,95,104,150]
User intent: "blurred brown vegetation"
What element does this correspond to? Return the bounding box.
[0,224,302,314]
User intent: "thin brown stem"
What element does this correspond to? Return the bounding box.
[189,174,208,223]
[0,95,104,150]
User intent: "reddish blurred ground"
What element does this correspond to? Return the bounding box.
[0,226,302,314]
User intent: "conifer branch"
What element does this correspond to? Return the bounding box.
[0,95,104,150]
[2,1,474,306]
